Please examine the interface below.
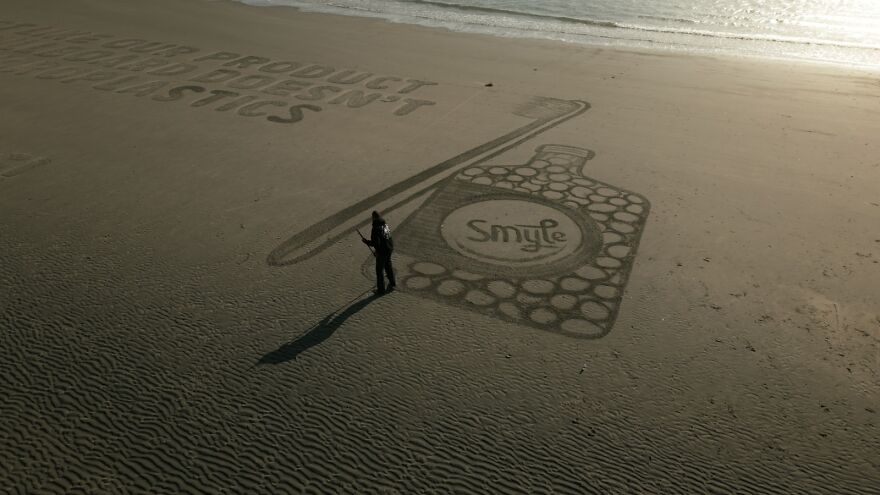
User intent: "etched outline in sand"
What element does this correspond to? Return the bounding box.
[267,97,649,338]
[267,98,590,266]
[366,143,650,339]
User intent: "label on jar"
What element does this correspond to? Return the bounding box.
[441,199,583,268]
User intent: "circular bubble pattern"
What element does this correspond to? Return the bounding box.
[388,148,649,336]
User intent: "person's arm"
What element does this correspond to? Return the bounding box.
[363,226,376,246]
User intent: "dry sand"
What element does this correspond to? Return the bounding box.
[1,0,878,492]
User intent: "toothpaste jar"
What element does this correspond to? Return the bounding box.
[374,144,650,338]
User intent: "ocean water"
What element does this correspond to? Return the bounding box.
[234,0,880,67]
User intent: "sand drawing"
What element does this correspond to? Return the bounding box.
[0,21,439,125]
[267,98,590,266]
[270,97,650,338]
[373,144,649,339]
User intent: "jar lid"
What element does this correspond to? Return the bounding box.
[535,144,595,159]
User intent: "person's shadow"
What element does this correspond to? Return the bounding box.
[257,289,382,365]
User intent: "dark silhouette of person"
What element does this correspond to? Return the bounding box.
[362,210,396,294]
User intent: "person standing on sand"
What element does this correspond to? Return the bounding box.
[362,210,396,294]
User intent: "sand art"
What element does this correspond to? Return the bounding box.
[2,0,878,492]
[0,20,438,125]
[267,93,648,337]
[388,144,649,338]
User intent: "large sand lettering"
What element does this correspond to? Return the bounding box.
[0,20,438,125]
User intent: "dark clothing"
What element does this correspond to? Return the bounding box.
[375,253,395,293]
[363,217,395,292]
[369,218,394,256]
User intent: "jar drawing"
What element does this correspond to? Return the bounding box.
[368,144,650,339]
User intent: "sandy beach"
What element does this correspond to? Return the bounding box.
[1,0,878,492]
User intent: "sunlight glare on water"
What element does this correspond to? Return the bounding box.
[236,0,880,66]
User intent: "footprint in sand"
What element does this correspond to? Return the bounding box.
[1,152,51,179]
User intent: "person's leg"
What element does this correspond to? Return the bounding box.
[384,255,396,288]
[375,257,385,293]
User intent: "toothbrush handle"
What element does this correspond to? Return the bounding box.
[267,100,590,266]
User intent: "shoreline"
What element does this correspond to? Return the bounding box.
[228,0,880,72]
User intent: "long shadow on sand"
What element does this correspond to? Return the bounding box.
[257,289,381,365]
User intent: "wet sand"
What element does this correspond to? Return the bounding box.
[1,0,878,492]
